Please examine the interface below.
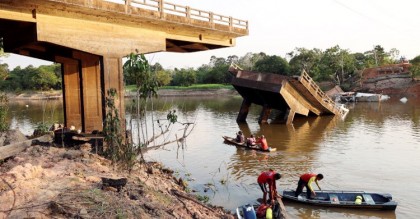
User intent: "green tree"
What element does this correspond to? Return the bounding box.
[352,52,368,70]
[171,68,196,86]
[202,56,231,84]
[156,70,172,86]
[124,53,158,97]
[288,48,322,76]
[195,64,211,84]
[237,52,266,71]
[318,45,356,82]
[253,55,290,75]
[0,63,8,82]
[150,62,164,72]
[410,55,420,65]
[363,45,390,67]
[30,67,60,90]
[410,55,420,78]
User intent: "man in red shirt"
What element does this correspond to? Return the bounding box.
[256,135,269,151]
[257,169,281,204]
[295,173,324,199]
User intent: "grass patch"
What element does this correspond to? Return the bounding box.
[125,84,233,92]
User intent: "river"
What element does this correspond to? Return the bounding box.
[6,95,420,218]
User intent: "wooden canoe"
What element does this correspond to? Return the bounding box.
[281,189,397,210]
[222,136,276,152]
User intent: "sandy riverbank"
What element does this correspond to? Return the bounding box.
[0,131,234,218]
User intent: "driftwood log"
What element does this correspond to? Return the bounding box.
[0,135,51,160]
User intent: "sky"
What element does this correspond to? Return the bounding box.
[2,0,420,69]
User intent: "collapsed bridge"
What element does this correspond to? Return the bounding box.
[229,66,348,124]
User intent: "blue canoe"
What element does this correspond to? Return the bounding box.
[281,189,397,210]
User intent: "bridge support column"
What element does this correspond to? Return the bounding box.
[102,56,126,131]
[57,52,125,133]
[285,109,296,125]
[58,56,83,131]
[237,99,252,123]
[258,105,272,124]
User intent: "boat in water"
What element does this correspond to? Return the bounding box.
[355,92,390,102]
[222,136,276,152]
[236,201,284,219]
[281,189,397,210]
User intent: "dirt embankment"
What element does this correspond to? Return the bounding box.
[0,134,233,219]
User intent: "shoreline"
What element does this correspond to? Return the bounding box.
[4,88,238,100]
[0,132,235,218]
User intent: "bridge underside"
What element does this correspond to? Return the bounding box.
[0,0,248,132]
[229,68,339,124]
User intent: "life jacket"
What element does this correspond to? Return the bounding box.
[355,195,362,204]
[256,204,269,218]
[257,138,268,150]
[300,173,317,182]
[257,171,275,184]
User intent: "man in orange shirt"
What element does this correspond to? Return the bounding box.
[257,169,281,204]
[256,135,269,151]
[295,173,323,199]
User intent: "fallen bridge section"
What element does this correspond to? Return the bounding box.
[229,66,347,124]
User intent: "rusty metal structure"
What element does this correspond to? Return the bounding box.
[229,65,347,124]
[0,0,248,132]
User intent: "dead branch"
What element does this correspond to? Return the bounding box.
[170,189,219,215]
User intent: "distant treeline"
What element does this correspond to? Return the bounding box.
[1,44,420,92]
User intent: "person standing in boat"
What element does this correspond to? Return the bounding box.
[236,131,245,143]
[257,169,282,205]
[256,135,269,150]
[295,173,323,199]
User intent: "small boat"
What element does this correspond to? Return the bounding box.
[355,92,390,102]
[222,136,276,152]
[236,201,284,219]
[281,189,397,210]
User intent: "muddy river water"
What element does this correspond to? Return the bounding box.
[7,95,420,218]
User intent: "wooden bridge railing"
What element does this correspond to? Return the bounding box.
[299,70,346,116]
[122,0,248,30]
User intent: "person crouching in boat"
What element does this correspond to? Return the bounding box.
[256,135,269,150]
[295,173,323,199]
[246,134,256,147]
[236,131,245,143]
[257,169,282,205]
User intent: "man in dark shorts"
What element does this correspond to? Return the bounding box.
[257,169,281,204]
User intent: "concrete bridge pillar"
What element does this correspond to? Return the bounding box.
[236,99,252,123]
[258,105,272,124]
[57,51,125,133]
[285,109,296,125]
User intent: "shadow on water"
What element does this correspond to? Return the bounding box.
[228,115,340,180]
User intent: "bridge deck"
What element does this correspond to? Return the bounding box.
[0,0,248,132]
[229,66,347,124]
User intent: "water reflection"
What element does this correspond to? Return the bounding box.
[7,99,64,135]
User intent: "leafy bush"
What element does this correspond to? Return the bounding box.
[33,122,50,137]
